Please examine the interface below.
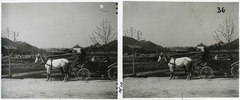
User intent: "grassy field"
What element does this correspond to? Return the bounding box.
[123,52,239,76]
[1,57,43,75]
[2,52,238,77]
[1,53,117,78]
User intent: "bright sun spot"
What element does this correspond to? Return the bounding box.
[100,5,104,8]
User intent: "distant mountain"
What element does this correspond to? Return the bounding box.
[168,46,191,51]
[140,40,166,52]
[123,36,169,53]
[85,39,117,52]
[2,37,46,54]
[208,38,239,50]
[123,36,141,47]
[44,48,71,52]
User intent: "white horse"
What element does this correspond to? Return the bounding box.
[158,53,194,80]
[34,54,70,82]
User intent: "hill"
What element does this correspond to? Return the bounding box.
[84,39,117,52]
[140,40,166,52]
[208,38,239,50]
[123,36,141,47]
[2,37,46,55]
[123,36,169,53]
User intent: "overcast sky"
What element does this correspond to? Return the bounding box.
[123,2,239,47]
[2,2,117,48]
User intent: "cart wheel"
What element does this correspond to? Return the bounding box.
[200,66,213,79]
[77,68,90,80]
[231,64,239,78]
[108,66,117,80]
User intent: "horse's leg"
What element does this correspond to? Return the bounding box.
[169,66,173,80]
[46,74,49,81]
[46,69,50,81]
[186,67,191,80]
[65,63,71,82]
[63,66,69,82]
[63,72,66,82]
[169,73,173,80]
[189,66,193,80]
[171,66,175,80]
[190,61,194,80]
[187,62,193,80]
[67,62,71,81]
[60,68,64,80]
[169,73,172,80]
[186,71,189,80]
[183,66,187,79]
[62,68,66,82]
[65,71,69,82]
[65,66,69,82]
[185,69,189,80]
[189,71,192,80]
[65,72,68,82]
[172,72,175,80]
[49,70,52,81]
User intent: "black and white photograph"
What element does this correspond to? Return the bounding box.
[1,0,239,99]
[123,2,239,98]
[1,2,117,99]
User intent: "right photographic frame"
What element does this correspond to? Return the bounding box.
[123,1,239,98]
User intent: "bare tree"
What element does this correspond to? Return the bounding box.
[124,27,143,53]
[213,17,239,52]
[124,27,142,41]
[89,19,117,55]
[124,27,143,76]
[2,27,20,77]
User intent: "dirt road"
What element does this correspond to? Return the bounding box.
[2,78,117,99]
[123,77,239,98]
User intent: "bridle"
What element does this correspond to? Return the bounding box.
[159,54,168,63]
[35,54,45,64]
[35,54,53,68]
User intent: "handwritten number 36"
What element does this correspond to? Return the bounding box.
[217,7,225,13]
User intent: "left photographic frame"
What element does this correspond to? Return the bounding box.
[1,2,118,99]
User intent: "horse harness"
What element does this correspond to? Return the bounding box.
[168,57,177,68]
[162,55,177,68]
[45,59,54,70]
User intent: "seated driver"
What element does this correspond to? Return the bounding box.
[198,47,210,65]
[75,48,87,66]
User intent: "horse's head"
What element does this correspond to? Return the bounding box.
[34,54,44,64]
[157,53,168,62]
